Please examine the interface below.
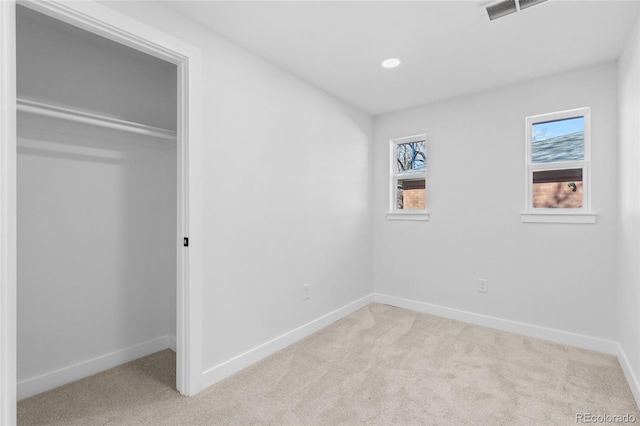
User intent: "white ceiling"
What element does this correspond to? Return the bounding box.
[163,0,639,116]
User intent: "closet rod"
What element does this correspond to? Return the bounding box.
[17,98,177,141]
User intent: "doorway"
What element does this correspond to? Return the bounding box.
[1,1,203,421]
[16,3,180,401]
[15,4,178,400]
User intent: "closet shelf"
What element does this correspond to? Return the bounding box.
[17,98,177,141]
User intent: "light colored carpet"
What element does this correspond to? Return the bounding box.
[18,303,640,425]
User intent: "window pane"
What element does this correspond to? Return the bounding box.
[396,178,426,210]
[532,168,582,208]
[397,141,426,175]
[531,117,584,164]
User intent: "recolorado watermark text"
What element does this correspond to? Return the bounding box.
[576,413,637,423]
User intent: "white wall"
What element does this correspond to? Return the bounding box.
[100,1,373,377]
[16,6,176,398]
[373,63,619,342]
[618,11,640,404]
[16,6,177,131]
[17,123,176,387]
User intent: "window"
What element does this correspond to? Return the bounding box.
[387,134,429,221]
[522,107,596,223]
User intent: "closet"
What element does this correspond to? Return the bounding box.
[16,5,178,399]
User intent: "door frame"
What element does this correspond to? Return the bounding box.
[0,1,204,423]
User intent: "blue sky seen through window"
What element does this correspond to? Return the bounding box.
[532,117,584,142]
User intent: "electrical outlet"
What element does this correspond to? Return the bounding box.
[303,283,310,300]
[478,279,488,294]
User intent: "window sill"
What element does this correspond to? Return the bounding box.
[386,211,430,221]
[520,210,597,224]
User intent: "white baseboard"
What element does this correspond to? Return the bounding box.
[202,294,375,389]
[617,344,640,409]
[17,335,174,400]
[374,293,618,355]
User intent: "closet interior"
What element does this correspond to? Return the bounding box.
[16,5,178,400]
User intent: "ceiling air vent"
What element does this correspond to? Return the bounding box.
[518,0,548,10]
[480,0,547,21]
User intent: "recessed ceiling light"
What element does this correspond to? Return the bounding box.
[381,58,402,69]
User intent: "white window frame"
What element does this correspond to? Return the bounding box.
[386,134,429,221]
[521,107,597,224]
